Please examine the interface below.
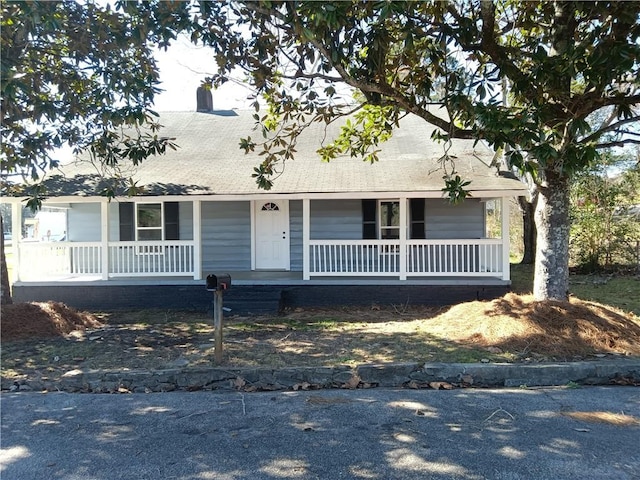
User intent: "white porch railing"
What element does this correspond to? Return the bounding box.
[19,242,102,280]
[309,239,504,277]
[18,239,503,281]
[18,241,195,280]
[309,240,401,276]
[108,241,194,277]
[406,239,503,276]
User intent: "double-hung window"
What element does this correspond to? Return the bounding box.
[119,202,179,254]
[362,199,425,240]
[136,203,163,241]
[379,201,400,239]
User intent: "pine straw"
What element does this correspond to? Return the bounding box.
[0,302,102,341]
[561,411,640,427]
[1,294,640,361]
[428,293,640,357]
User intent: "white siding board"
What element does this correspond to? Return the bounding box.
[201,201,251,271]
[425,199,484,239]
[179,202,193,240]
[68,203,101,242]
[108,202,120,241]
[289,200,303,271]
[310,200,361,240]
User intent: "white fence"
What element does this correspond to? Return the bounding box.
[108,242,194,276]
[309,239,504,277]
[406,239,503,276]
[18,238,504,281]
[18,241,195,280]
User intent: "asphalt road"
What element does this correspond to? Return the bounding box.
[1,386,639,480]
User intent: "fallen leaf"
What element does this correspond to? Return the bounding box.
[429,381,454,390]
[343,375,361,389]
[305,396,351,405]
[460,374,474,385]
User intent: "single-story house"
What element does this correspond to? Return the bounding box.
[3,96,526,313]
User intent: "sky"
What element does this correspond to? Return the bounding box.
[152,36,255,112]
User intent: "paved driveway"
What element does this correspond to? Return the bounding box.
[1,387,639,479]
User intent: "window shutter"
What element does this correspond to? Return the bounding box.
[164,202,179,240]
[410,198,426,239]
[362,199,377,239]
[119,203,134,241]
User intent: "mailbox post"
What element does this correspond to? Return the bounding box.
[206,274,231,363]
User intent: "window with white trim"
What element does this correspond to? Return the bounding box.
[362,199,426,240]
[119,202,180,243]
[379,201,400,239]
[136,203,163,240]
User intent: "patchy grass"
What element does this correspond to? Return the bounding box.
[510,263,640,316]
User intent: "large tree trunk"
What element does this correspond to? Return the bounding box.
[533,170,570,301]
[519,194,537,265]
[1,215,13,305]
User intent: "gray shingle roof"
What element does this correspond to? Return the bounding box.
[40,110,526,197]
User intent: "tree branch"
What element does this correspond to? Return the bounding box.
[595,139,640,149]
[456,1,541,102]
[247,1,474,138]
[580,115,640,144]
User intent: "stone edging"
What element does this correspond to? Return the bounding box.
[4,359,640,393]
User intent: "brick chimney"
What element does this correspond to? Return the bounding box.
[196,86,213,112]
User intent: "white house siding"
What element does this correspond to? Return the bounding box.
[108,202,120,241]
[289,200,303,271]
[289,199,364,273]
[421,199,486,273]
[310,199,362,240]
[179,202,193,240]
[424,199,484,239]
[67,203,101,242]
[201,201,251,272]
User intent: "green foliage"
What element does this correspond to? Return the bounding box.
[3,1,639,303]
[179,1,639,301]
[1,0,183,194]
[177,1,640,192]
[442,175,472,205]
[570,158,640,271]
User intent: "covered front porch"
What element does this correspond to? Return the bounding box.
[8,195,512,284]
[14,237,509,283]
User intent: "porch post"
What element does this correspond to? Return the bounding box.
[11,202,21,282]
[193,200,202,280]
[302,198,310,280]
[501,197,510,281]
[100,200,109,280]
[399,196,407,280]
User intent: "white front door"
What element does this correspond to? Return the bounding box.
[254,200,290,270]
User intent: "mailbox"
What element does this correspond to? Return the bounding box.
[206,273,231,291]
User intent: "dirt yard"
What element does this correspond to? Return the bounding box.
[2,293,640,389]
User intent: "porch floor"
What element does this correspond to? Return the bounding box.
[13,270,510,287]
[12,271,511,314]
